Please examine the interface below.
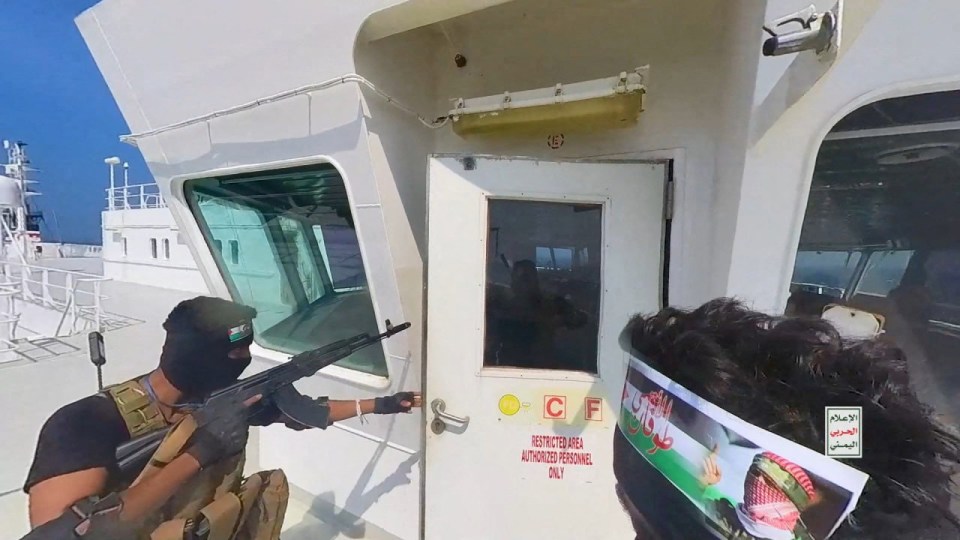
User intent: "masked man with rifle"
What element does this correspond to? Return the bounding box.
[21,296,420,539]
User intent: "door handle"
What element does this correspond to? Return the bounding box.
[430,399,470,434]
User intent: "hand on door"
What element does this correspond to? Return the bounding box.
[375,391,422,414]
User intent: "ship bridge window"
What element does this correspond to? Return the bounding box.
[853,249,914,297]
[184,162,386,378]
[789,88,960,428]
[790,250,862,299]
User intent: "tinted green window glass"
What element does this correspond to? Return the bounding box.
[185,163,387,377]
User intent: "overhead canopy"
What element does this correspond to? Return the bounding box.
[359,0,515,41]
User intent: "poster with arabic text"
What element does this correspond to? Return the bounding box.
[619,355,869,540]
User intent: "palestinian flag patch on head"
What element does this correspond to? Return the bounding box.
[228,322,252,343]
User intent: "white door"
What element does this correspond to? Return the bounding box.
[424,156,667,539]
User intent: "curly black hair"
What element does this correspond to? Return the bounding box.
[616,298,960,539]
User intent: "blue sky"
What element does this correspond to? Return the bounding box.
[0,1,151,244]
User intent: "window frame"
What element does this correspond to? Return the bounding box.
[478,192,611,384]
[482,197,605,375]
[174,156,395,390]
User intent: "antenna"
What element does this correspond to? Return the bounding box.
[88,331,107,391]
[105,156,121,210]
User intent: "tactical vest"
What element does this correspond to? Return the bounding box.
[103,378,289,540]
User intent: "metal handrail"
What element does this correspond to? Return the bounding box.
[0,261,111,339]
[105,183,167,210]
[0,282,22,353]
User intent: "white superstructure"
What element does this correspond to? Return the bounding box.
[40,1,960,538]
[101,158,206,292]
[1,140,43,261]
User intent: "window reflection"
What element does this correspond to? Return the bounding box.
[789,89,960,426]
[484,200,601,372]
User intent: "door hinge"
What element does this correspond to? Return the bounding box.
[664,180,675,221]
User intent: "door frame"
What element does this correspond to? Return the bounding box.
[575,147,685,307]
[418,153,677,539]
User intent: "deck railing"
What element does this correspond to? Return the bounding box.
[0,261,111,338]
[39,244,104,259]
[106,183,166,211]
[0,277,21,353]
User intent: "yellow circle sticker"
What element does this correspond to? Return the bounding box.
[499,394,521,416]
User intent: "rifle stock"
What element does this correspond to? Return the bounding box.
[115,320,411,476]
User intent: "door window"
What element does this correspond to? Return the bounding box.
[484,199,602,373]
[185,162,387,378]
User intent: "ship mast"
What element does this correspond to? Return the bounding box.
[2,140,36,260]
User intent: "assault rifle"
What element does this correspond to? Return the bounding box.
[115,320,411,476]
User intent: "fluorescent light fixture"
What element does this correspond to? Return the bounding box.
[448,67,648,137]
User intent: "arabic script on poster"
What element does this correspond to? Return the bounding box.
[826,406,862,458]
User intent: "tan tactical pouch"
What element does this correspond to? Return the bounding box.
[149,470,288,540]
[103,379,168,439]
[235,469,289,540]
[132,413,287,540]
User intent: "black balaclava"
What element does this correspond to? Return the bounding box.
[159,296,257,399]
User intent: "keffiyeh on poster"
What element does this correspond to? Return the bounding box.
[619,355,869,540]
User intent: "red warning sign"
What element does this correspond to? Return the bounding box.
[543,395,566,419]
[521,434,595,480]
[585,397,603,421]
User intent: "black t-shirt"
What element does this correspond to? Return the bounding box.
[23,392,282,494]
[23,394,131,494]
